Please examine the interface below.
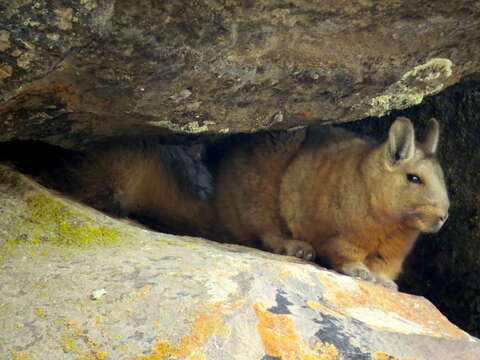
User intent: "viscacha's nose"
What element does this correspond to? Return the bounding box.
[439,212,449,223]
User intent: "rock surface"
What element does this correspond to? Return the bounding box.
[1,1,480,148]
[2,1,480,355]
[1,165,480,359]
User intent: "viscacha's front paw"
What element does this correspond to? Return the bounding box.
[283,240,316,261]
[374,277,399,291]
[341,263,375,282]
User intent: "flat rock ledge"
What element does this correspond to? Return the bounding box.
[0,163,479,360]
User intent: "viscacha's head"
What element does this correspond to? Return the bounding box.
[369,117,450,233]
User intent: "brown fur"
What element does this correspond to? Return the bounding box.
[70,144,214,237]
[71,117,449,289]
[213,117,449,289]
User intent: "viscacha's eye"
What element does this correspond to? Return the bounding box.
[407,173,422,184]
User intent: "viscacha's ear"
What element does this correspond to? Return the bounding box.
[384,117,415,169]
[423,118,440,154]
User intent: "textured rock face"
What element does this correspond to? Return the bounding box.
[1,165,480,359]
[1,1,479,148]
[2,0,480,354]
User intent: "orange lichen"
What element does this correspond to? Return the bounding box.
[254,302,300,357]
[312,342,341,360]
[9,350,32,360]
[173,312,227,357]
[137,340,173,360]
[254,302,340,360]
[372,352,420,360]
[299,111,312,116]
[307,301,345,318]
[317,272,468,339]
[136,302,231,360]
[137,285,153,298]
[94,315,104,325]
[186,354,206,360]
[77,349,110,360]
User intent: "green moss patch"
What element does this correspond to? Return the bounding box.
[7,194,123,248]
[0,187,198,262]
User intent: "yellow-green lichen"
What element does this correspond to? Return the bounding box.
[152,237,199,248]
[77,350,110,360]
[368,58,453,117]
[33,308,46,318]
[60,334,81,353]
[370,93,424,116]
[0,64,13,79]
[0,245,18,262]
[9,350,32,360]
[0,30,11,51]
[56,317,110,359]
[10,194,123,247]
[54,8,73,31]
[147,119,217,134]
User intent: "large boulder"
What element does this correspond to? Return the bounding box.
[1,163,479,359]
[1,1,480,148]
[2,0,480,350]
